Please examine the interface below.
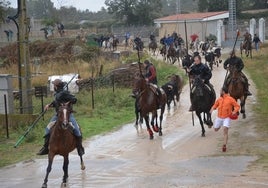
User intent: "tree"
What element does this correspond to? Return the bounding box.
[135,0,162,25]
[26,0,56,19]
[105,0,163,25]
[0,0,10,23]
[105,0,137,24]
[198,0,208,12]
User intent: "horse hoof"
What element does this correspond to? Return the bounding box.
[41,183,47,188]
[201,133,205,137]
[149,135,154,140]
[243,114,246,119]
[81,164,86,170]
[61,182,67,187]
[153,125,159,132]
[159,131,163,136]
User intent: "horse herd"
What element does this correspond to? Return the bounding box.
[40,37,251,187]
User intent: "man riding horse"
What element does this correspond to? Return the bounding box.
[223,50,252,96]
[132,60,163,107]
[188,54,215,111]
[37,79,85,156]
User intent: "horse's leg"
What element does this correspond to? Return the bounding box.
[196,111,205,137]
[240,97,246,119]
[206,112,213,128]
[79,154,86,170]
[151,111,158,133]
[159,105,165,136]
[62,155,69,186]
[42,154,55,188]
[145,114,153,139]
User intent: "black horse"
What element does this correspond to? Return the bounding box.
[161,74,183,110]
[190,76,215,136]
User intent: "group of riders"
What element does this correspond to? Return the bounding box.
[37,30,252,156]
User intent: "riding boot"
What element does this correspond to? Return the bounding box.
[37,134,50,155]
[76,136,85,156]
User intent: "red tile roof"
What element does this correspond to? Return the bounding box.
[155,11,228,22]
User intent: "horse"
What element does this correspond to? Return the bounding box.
[204,51,215,70]
[227,66,247,119]
[132,76,167,139]
[160,45,167,61]
[42,102,85,188]
[161,74,183,110]
[240,38,252,58]
[112,37,119,51]
[190,76,215,136]
[148,40,158,56]
[166,44,177,64]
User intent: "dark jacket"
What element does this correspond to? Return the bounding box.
[223,56,244,72]
[145,63,157,85]
[189,63,212,83]
[50,89,77,111]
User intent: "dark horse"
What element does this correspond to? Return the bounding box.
[190,76,215,136]
[133,76,167,139]
[42,102,85,188]
[240,38,252,58]
[161,74,183,110]
[167,44,177,64]
[227,66,247,119]
[112,37,119,51]
[148,40,158,56]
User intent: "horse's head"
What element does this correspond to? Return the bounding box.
[132,74,147,96]
[57,102,72,129]
[228,65,240,80]
[192,76,205,96]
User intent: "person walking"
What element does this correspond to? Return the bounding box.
[210,87,240,152]
[252,33,261,51]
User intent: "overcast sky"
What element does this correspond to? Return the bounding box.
[9,0,107,12]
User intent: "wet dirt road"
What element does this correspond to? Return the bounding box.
[0,56,267,188]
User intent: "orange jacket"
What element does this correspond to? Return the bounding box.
[211,94,240,118]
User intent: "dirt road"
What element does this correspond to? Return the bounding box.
[0,55,267,188]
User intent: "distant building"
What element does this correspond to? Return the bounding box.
[154,11,229,46]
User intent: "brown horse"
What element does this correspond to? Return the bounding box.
[42,102,85,188]
[240,38,252,58]
[167,44,177,64]
[227,67,247,118]
[148,40,158,56]
[133,76,167,139]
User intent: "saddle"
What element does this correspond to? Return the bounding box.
[149,83,164,96]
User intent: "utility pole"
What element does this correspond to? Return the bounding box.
[18,0,32,114]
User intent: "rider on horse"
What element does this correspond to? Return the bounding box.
[144,60,163,108]
[223,50,252,96]
[188,54,215,111]
[150,33,156,42]
[37,79,85,156]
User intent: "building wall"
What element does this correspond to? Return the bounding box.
[159,20,221,42]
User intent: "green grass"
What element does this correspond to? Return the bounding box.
[244,44,268,167]
[0,57,183,167]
